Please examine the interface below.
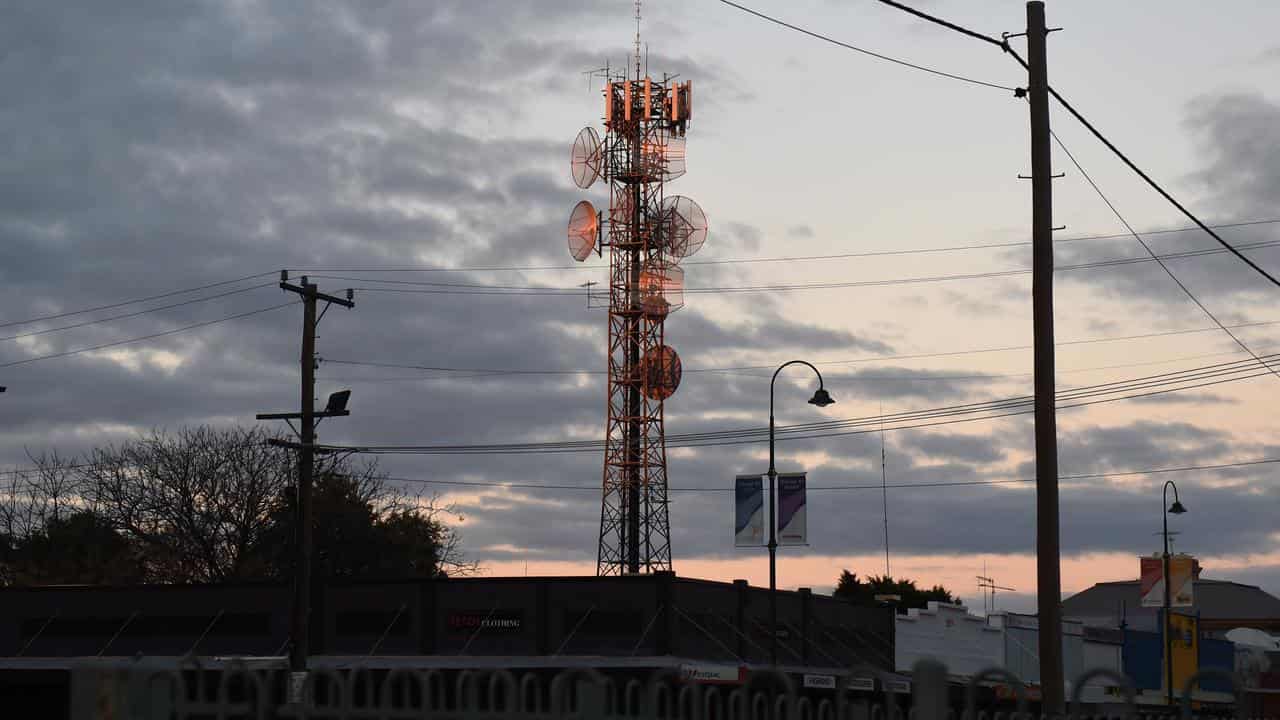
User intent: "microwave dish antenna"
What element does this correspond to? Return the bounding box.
[661,195,708,258]
[571,127,603,189]
[567,200,600,261]
[640,345,682,401]
[638,258,684,318]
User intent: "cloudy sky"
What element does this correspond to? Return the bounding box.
[3,0,1279,613]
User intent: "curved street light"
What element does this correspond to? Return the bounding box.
[1162,480,1188,708]
[767,360,834,666]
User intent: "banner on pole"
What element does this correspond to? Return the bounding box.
[734,475,764,547]
[777,472,807,545]
[1140,555,1195,607]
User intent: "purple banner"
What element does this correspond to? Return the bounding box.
[777,472,807,545]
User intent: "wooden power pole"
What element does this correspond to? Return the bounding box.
[1026,1,1065,713]
[256,272,354,696]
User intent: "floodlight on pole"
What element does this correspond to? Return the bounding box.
[324,390,350,415]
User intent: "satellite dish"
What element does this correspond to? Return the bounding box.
[571,127,602,189]
[640,345,682,401]
[638,259,684,317]
[661,196,708,258]
[567,200,598,261]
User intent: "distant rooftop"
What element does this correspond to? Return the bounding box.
[1064,577,1280,628]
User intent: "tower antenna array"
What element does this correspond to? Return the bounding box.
[563,11,705,575]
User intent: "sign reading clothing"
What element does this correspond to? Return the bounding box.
[735,475,764,547]
[777,472,807,545]
[447,610,523,634]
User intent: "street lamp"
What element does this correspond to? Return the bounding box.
[1162,480,1187,708]
[768,360,834,666]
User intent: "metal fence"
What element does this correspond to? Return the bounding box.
[69,657,1274,720]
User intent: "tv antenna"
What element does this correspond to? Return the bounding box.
[977,570,1016,615]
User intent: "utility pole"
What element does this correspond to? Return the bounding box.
[256,272,354,695]
[1026,2,1065,713]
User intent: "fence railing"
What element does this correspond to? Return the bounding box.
[68,657,1275,720]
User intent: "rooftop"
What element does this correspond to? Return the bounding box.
[1064,578,1280,624]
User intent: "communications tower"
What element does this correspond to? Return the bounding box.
[564,13,708,575]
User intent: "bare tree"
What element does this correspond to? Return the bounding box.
[0,451,82,553]
[3,424,478,586]
[397,490,479,577]
[82,426,293,583]
[26,449,83,524]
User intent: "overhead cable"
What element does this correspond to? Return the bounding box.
[865,0,1280,289]
[0,302,299,369]
[0,271,278,330]
[322,319,1280,378]
[1051,130,1280,382]
[379,456,1280,493]
[0,282,277,343]
[715,0,1015,91]
[284,218,1280,275]
[318,353,1277,455]
[311,240,1280,299]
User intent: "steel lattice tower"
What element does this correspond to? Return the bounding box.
[564,51,704,575]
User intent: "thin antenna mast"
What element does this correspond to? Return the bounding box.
[880,403,890,577]
[635,0,643,81]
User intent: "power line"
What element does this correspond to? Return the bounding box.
[321,347,1260,385]
[874,0,1007,50]
[0,271,278,330]
[0,301,299,369]
[308,240,1280,299]
[322,319,1280,378]
[320,353,1278,455]
[0,282,276,343]
[1050,130,1280,383]
[379,456,1280,493]
[1023,54,1280,290]
[864,0,1280,290]
[714,0,1016,91]
[284,218,1280,276]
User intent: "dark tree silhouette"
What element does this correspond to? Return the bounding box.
[7,511,145,585]
[833,570,959,612]
[247,470,472,580]
[0,425,475,586]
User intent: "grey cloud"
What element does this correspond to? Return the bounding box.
[788,225,814,238]
[722,222,763,252]
[1125,391,1238,407]
[995,92,1280,311]
[1012,421,1230,479]
[671,307,894,360]
[900,432,1005,464]
[1188,93,1280,218]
